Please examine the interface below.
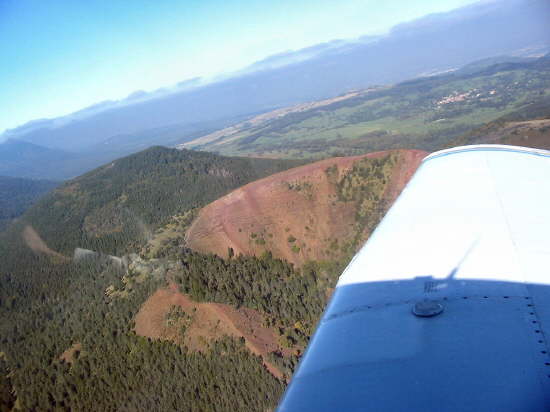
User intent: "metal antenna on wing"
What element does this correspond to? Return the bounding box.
[446,237,479,281]
[413,238,479,317]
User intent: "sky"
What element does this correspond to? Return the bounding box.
[0,0,482,133]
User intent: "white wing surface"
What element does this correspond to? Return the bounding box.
[278,145,550,412]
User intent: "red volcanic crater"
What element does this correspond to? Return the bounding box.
[186,150,426,266]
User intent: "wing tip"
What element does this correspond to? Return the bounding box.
[424,144,550,163]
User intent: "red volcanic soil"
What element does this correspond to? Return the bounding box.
[383,149,427,204]
[134,283,285,380]
[185,150,426,265]
[59,343,82,364]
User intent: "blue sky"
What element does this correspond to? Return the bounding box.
[0,0,481,132]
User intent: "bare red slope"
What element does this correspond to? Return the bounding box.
[186,150,426,266]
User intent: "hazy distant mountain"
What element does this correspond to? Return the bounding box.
[0,140,72,177]
[2,0,548,157]
[239,39,370,74]
[455,55,539,75]
[0,139,121,180]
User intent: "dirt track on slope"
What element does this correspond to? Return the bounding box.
[22,225,69,261]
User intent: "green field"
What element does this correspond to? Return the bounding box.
[189,57,550,158]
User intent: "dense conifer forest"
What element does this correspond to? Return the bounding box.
[174,250,343,350]
[0,224,284,410]
[0,147,304,411]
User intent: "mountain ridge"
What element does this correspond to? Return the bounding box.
[4,0,548,155]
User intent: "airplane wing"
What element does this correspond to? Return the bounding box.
[277,145,550,411]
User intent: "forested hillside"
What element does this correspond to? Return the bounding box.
[22,146,302,256]
[0,226,285,411]
[0,176,58,231]
[0,148,304,410]
[0,146,420,410]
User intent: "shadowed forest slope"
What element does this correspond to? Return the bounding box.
[0,176,58,231]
